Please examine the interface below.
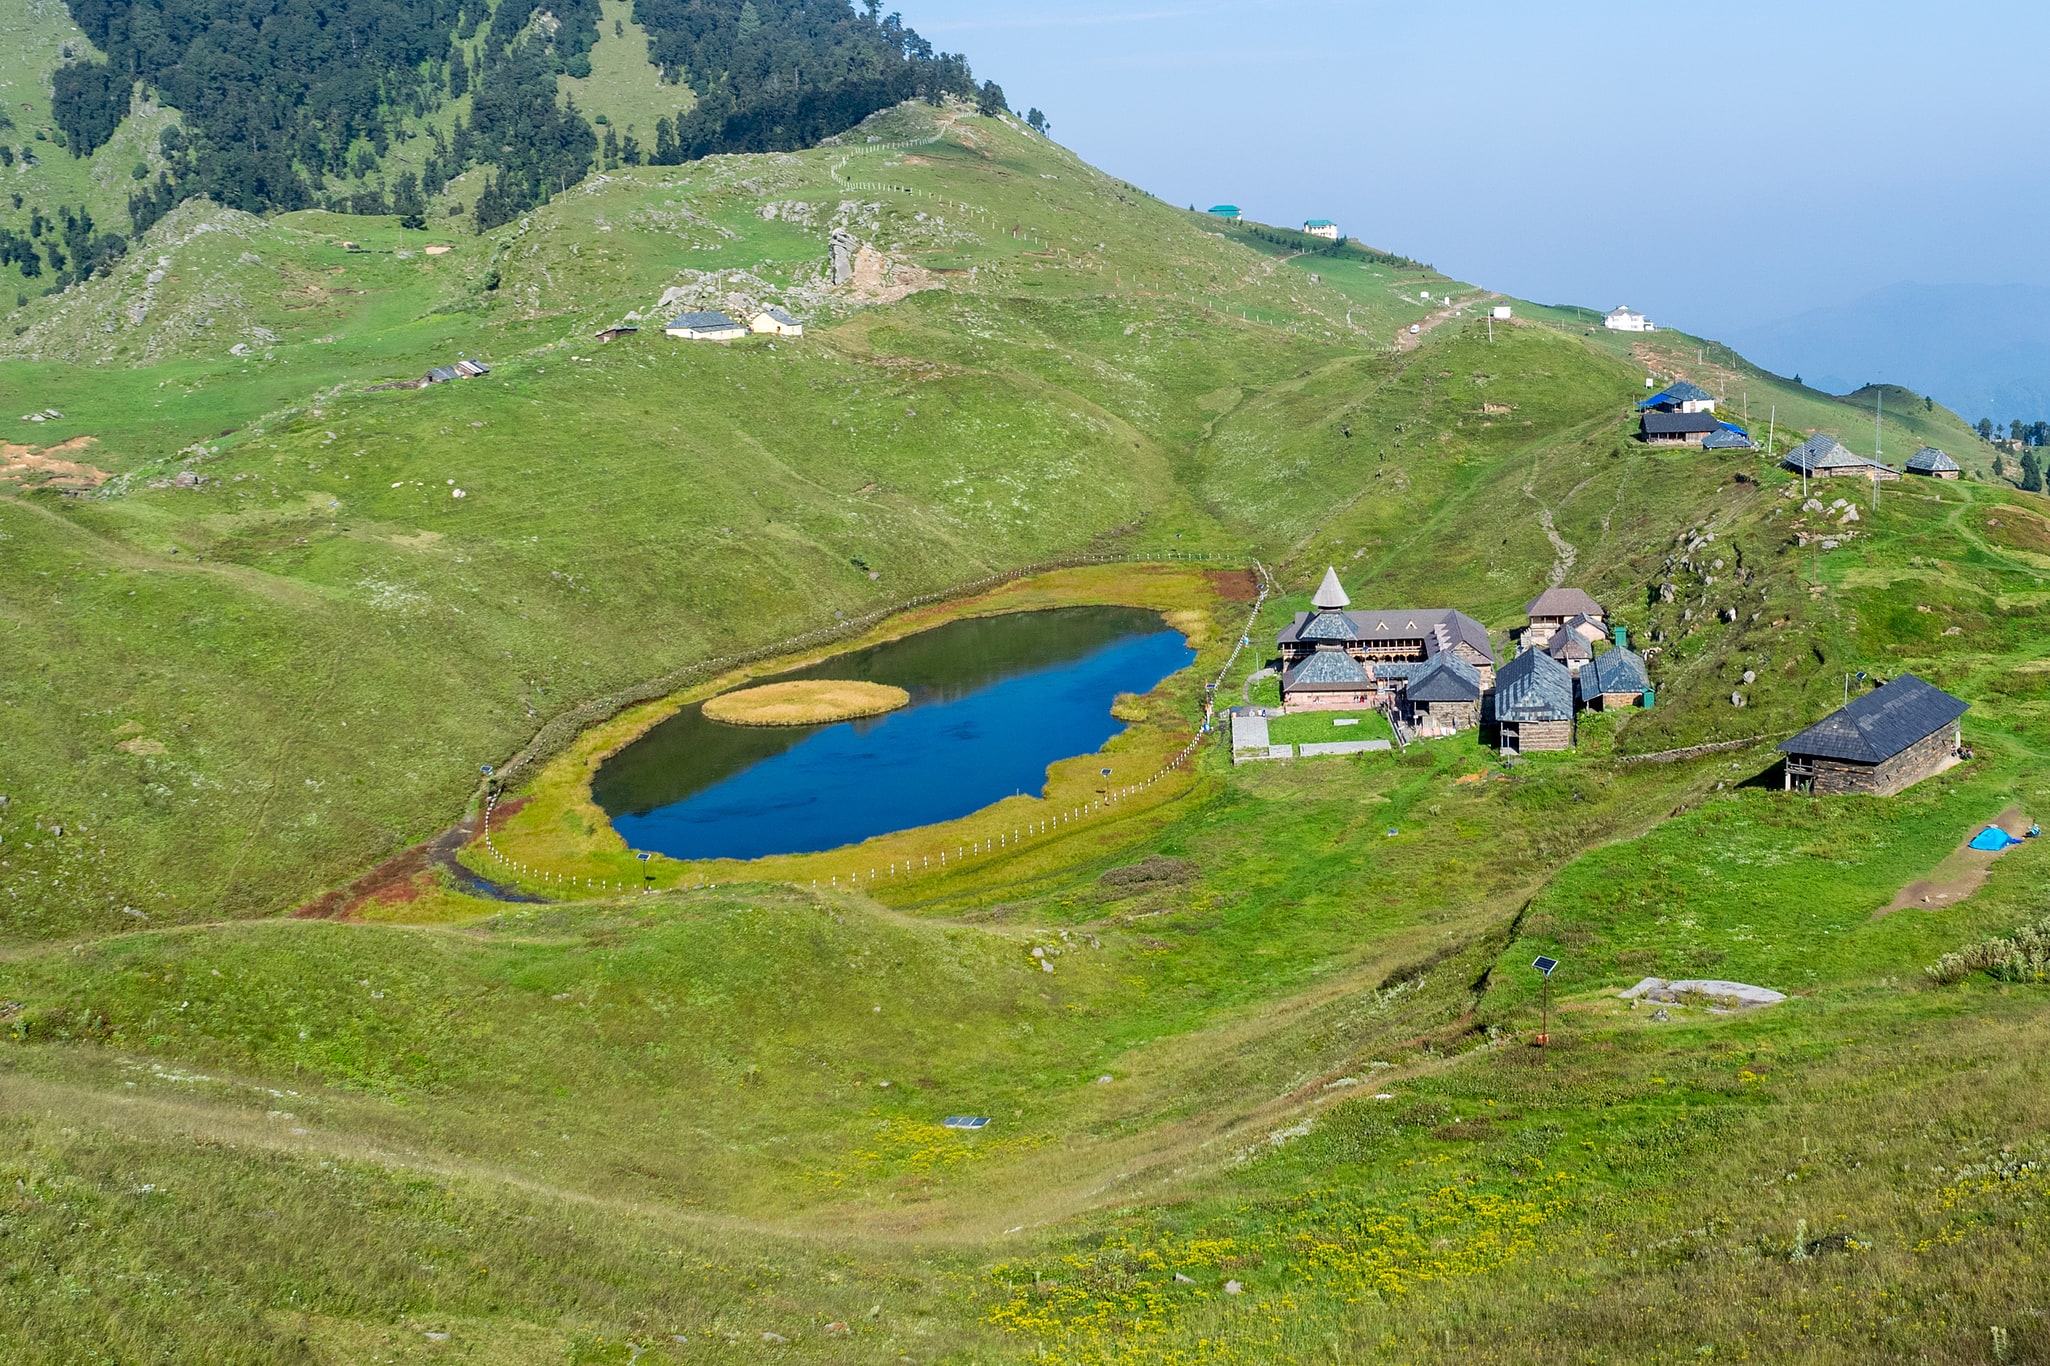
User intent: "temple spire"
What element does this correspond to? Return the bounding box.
[1311,566,1350,611]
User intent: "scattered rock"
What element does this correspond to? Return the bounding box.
[1174,1272,1194,1284]
[825,1323,850,1337]
[762,1331,788,1344]
[1741,670,1757,685]
[1730,693,1746,708]
[1224,1280,1243,1295]
[1651,1008,1670,1022]
[1096,1074,1114,1084]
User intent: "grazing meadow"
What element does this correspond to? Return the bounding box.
[2,100,2048,1362]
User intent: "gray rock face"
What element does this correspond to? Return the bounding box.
[830,229,858,284]
[1621,977,1787,1008]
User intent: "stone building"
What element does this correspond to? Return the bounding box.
[1778,674,1968,796]
[1490,645,1575,752]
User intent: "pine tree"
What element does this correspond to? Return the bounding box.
[2024,450,2045,494]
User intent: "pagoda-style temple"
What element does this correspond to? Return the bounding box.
[1277,568,1498,716]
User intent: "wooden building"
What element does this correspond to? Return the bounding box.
[1276,567,1496,709]
[1906,446,1961,479]
[1491,645,1575,752]
[1778,674,1968,796]
[1522,587,1605,650]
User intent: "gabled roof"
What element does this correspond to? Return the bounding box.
[1284,649,1370,688]
[1778,674,1969,764]
[1783,433,1889,475]
[1545,627,1593,662]
[1642,411,1720,436]
[1311,566,1351,610]
[758,306,802,326]
[1406,653,1483,703]
[1702,424,1755,450]
[1562,612,1608,638]
[1525,587,1603,619]
[1638,380,1714,408]
[1277,606,1496,664]
[1208,205,1240,215]
[1580,645,1650,698]
[1494,646,1575,722]
[669,310,742,331]
[1906,446,1959,473]
[1304,219,1337,228]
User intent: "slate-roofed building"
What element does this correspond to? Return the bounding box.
[1276,567,1497,708]
[1783,433,1899,481]
[1642,411,1721,445]
[1405,653,1485,733]
[1702,422,1755,451]
[750,306,804,337]
[1778,674,1968,795]
[665,310,747,341]
[1491,645,1575,752]
[1639,380,1717,415]
[1906,446,1961,479]
[1578,642,1651,710]
[1545,625,1595,671]
[1523,587,1605,649]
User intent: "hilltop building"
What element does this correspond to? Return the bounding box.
[1640,380,1716,415]
[1783,434,1898,481]
[1778,674,1968,795]
[1404,654,1485,735]
[1604,305,1654,333]
[1275,568,1496,716]
[1208,205,1242,222]
[593,325,639,343]
[665,310,747,341]
[1906,446,1961,479]
[1642,411,1721,446]
[1303,219,1341,240]
[750,307,804,337]
[1702,423,1756,451]
[1491,645,1575,752]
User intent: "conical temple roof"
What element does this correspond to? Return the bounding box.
[1311,566,1350,610]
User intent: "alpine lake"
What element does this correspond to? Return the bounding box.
[592,607,1197,861]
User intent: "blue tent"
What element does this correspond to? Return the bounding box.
[1968,826,2019,852]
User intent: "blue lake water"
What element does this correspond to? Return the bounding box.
[593,607,1195,861]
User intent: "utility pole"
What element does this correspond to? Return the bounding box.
[1873,389,1884,513]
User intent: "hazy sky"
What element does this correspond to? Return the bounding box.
[901,0,2050,340]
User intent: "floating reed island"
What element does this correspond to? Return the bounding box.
[701,679,911,727]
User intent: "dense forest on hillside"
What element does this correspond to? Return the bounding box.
[47,0,979,235]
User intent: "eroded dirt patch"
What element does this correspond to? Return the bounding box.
[1882,806,2032,915]
[0,437,111,492]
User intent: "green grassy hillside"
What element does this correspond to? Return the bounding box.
[4,94,2050,1365]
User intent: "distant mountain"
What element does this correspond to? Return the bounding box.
[1725,282,2050,427]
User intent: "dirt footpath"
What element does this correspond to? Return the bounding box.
[1881,806,2033,915]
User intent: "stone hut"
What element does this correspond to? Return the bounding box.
[1405,654,1484,733]
[1577,642,1651,710]
[1778,674,1968,795]
[1905,446,1961,479]
[1491,645,1575,752]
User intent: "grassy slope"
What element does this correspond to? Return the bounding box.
[2,96,2050,1364]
